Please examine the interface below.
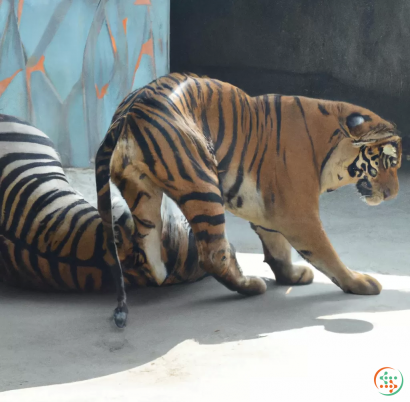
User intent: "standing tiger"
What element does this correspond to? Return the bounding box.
[0,114,205,293]
[96,73,402,328]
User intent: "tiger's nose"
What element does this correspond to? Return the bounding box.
[383,189,391,199]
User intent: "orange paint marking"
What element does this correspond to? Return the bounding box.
[0,69,22,97]
[106,21,117,54]
[95,83,109,99]
[24,55,46,113]
[26,55,45,76]
[122,18,128,35]
[134,0,151,5]
[132,37,154,86]
[25,55,46,99]
[17,0,24,25]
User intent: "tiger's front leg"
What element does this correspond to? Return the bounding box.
[278,215,382,295]
[251,226,314,286]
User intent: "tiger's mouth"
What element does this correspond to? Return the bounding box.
[356,177,385,206]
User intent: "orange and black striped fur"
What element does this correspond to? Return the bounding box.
[96,73,401,328]
[0,114,205,292]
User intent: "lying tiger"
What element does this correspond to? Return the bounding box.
[0,114,205,291]
[96,73,402,328]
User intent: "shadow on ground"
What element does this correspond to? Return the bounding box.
[1,273,409,392]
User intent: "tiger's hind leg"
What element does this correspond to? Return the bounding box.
[116,170,266,295]
[251,225,314,285]
[111,165,167,286]
[169,190,266,295]
[161,186,266,294]
[111,117,266,296]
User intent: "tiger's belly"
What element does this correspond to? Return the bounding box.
[221,175,267,225]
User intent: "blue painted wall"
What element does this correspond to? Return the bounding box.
[0,0,169,167]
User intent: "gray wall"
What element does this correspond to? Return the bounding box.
[171,0,410,154]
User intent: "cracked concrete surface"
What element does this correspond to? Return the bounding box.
[0,167,409,401]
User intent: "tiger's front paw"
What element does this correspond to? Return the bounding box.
[343,272,382,295]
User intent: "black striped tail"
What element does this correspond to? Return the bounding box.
[95,119,128,328]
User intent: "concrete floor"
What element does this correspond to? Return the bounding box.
[1,167,410,401]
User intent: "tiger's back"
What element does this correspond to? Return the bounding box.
[107,73,288,224]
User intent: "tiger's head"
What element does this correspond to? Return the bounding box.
[321,102,402,206]
[348,139,401,205]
